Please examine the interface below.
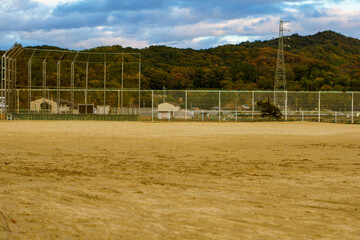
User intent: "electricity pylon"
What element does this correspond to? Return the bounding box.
[274,20,289,107]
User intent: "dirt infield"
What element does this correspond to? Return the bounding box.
[0,121,359,239]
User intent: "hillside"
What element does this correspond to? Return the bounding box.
[3,31,360,91]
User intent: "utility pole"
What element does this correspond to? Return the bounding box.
[274,20,289,107]
[162,86,166,103]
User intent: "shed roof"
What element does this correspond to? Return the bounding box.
[158,102,180,112]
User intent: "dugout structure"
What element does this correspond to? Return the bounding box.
[1,43,141,116]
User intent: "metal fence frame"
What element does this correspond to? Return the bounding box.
[2,88,359,123]
[1,44,359,123]
[1,43,141,116]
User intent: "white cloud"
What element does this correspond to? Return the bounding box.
[32,0,80,7]
[75,37,149,49]
[325,0,360,11]
[1,0,360,50]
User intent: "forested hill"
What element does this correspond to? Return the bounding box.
[134,31,360,91]
[76,30,360,91]
[3,31,360,91]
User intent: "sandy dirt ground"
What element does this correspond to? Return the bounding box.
[0,121,359,240]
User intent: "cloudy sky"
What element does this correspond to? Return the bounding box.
[1,0,360,50]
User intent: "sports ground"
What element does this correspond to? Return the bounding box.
[0,121,359,239]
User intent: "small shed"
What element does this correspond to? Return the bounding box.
[96,105,110,115]
[31,98,57,114]
[157,103,180,120]
[0,97,5,113]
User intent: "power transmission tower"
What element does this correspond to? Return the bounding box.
[274,20,289,107]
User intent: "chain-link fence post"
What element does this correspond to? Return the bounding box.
[1,55,3,107]
[117,90,120,114]
[351,92,354,124]
[151,90,154,122]
[218,90,221,122]
[318,91,321,122]
[17,89,19,114]
[27,57,31,113]
[138,55,141,117]
[252,91,254,122]
[335,112,337,123]
[104,56,107,115]
[285,91,288,121]
[251,91,255,121]
[185,90,188,121]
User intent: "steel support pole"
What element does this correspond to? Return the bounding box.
[8,58,12,112]
[14,60,17,112]
[1,56,3,115]
[42,52,50,108]
[235,94,238,122]
[185,90,188,121]
[273,90,276,105]
[42,60,46,103]
[9,58,12,112]
[103,54,106,115]
[121,53,124,111]
[71,53,79,113]
[10,46,24,113]
[4,57,10,113]
[7,58,10,112]
[117,90,120,114]
[252,91,255,122]
[8,57,12,112]
[8,58,11,112]
[1,56,4,104]
[71,62,74,111]
[318,91,321,122]
[85,61,89,114]
[4,57,7,113]
[302,111,304,122]
[2,56,8,114]
[11,59,15,112]
[219,91,221,122]
[56,62,60,113]
[2,45,22,114]
[5,55,12,113]
[351,92,354,124]
[16,89,19,114]
[285,91,288,121]
[138,54,141,116]
[28,50,35,113]
[151,90,154,122]
[28,60,31,112]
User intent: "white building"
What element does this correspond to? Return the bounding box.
[157,103,180,120]
[96,105,110,115]
[31,98,75,114]
[31,98,57,114]
[0,97,5,113]
[157,102,192,120]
